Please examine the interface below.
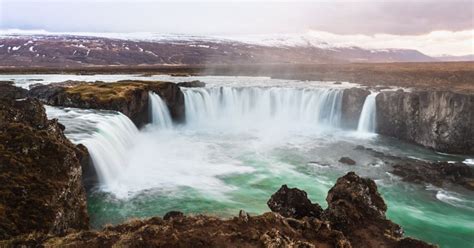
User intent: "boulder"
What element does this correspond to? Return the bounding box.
[267,184,323,219]
[339,157,356,165]
[322,172,412,248]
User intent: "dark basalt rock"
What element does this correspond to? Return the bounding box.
[267,184,323,219]
[0,81,28,100]
[341,87,371,129]
[392,162,474,191]
[163,211,184,220]
[355,145,474,191]
[376,90,474,154]
[177,80,206,88]
[0,96,89,240]
[322,172,417,248]
[28,80,185,127]
[339,157,356,165]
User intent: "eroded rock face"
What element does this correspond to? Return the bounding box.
[267,184,323,219]
[28,80,185,127]
[341,88,371,129]
[376,90,474,154]
[0,96,89,240]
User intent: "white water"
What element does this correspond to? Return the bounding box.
[183,87,343,131]
[149,92,173,129]
[357,92,379,133]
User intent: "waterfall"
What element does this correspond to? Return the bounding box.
[81,113,139,187]
[183,87,343,130]
[357,92,379,133]
[45,106,139,188]
[148,92,173,129]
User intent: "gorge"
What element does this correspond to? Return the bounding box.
[1,75,473,248]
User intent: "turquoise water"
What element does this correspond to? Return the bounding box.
[87,127,474,248]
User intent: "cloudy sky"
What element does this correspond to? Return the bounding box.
[0,0,472,55]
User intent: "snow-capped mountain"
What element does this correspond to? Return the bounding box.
[0,30,437,67]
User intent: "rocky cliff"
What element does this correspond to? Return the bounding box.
[376,90,474,154]
[341,88,370,129]
[0,85,89,239]
[2,172,435,248]
[28,80,185,127]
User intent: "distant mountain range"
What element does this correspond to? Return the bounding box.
[0,31,470,67]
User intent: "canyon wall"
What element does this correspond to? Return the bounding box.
[341,88,473,155]
[376,90,473,154]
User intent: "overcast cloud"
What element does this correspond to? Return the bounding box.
[0,0,472,55]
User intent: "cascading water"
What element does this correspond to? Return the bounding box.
[148,92,173,129]
[81,114,139,188]
[357,92,379,133]
[183,87,343,131]
[45,106,139,189]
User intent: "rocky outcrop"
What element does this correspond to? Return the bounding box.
[392,162,474,190]
[376,90,474,154]
[28,80,185,127]
[267,184,323,219]
[354,145,474,191]
[0,95,89,239]
[0,81,28,100]
[341,88,370,129]
[4,173,435,247]
[177,80,206,88]
[322,172,409,248]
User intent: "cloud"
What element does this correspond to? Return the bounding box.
[1,1,472,35]
[305,30,474,56]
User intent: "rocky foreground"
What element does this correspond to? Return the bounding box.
[0,82,89,239]
[2,172,435,248]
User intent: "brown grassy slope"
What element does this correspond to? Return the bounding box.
[1,62,473,92]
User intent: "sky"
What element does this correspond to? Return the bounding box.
[0,0,473,55]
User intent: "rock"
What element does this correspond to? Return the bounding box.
[341,88,371,129]
[392,162,474,191]
[177,80,206,88]
[0,97,89,240]
[0,81,28,100]
[322,172,417,248]
[376,90,474,154]
[267,184,323,219]
[163,211,184,220]
[5,213,352,248]
[339,157,356,165]
[28,80,185,127]
[355,145,474,191]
